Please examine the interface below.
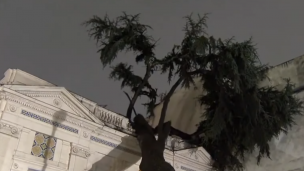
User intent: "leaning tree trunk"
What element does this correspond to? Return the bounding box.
[132,114,175,171]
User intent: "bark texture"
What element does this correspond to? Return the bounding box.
[133,114,175,171]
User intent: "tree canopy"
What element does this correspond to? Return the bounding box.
[84,12,303,171]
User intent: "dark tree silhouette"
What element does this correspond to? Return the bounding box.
[84,13,303,171]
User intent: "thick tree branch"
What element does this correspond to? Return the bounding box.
[157,78,183,139]
[123,91,138,116]
[126,66,152,121]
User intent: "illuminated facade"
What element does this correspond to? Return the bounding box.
[0,69,211,171]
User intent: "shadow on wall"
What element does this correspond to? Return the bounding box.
[40,110,67,171]
[243,113,304,171]
[89,135,141,171]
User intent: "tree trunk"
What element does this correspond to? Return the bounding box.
[133,114,175,171]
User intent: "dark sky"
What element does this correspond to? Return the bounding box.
[1,1,304,115]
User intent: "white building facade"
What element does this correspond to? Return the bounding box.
[0,69,212,171]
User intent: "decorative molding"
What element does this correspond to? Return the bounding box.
[174,156,212,171]
[1,89,195,153]
[83,131,89,138]
[0,121,20,138]
[21,110,79,134]
[9,104,17,112]
[19,90,134,134]
[196,150,211,163]
[181,165,196,171]
[13,163,19,169]
[165,136,192,151]
[90,135,141,156]
[53,98,61,107]
[2,92,98,131]
[17,91,83,116]
[126,122,134,132]
[71,145,91,158]
[94,108,124,128]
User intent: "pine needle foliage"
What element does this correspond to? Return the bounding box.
[84,12,303,171]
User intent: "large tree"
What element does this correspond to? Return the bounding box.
[84,13,303,171]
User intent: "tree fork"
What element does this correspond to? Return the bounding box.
[124,78,181,171]
[132,114,175,171]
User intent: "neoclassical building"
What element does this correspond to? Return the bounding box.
[0,69,212,171]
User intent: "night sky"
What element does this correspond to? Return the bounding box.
[1,0,303,114]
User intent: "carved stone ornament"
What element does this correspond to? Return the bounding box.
[97,110,124,127]
[13,163,18,169]
[2,92,97,131]
[85,151,91,157]
[17,91,82,114]
[71,145,91,158]
[83,131,88,138]
[53,98,61,106]
[0,122,19,138]
[0,88,192,151]
[72,146,79,153]
[9,105,17,112]
[11,127,18,134]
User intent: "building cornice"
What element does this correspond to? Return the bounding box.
[0,88,101,132]
[0,86,194,152]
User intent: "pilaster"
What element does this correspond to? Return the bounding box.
[16,128,35,155]
[68,144,90,171]
[59,141,71,168]
[0,121,20,171]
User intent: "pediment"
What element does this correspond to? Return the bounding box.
[5,85,101,123]
[175,147,211,165]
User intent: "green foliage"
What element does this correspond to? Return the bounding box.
[84,12,158,118]
[83,12,156,67]
[188,25,303,171]
[85,12,303,171]
[160,14,209,86]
